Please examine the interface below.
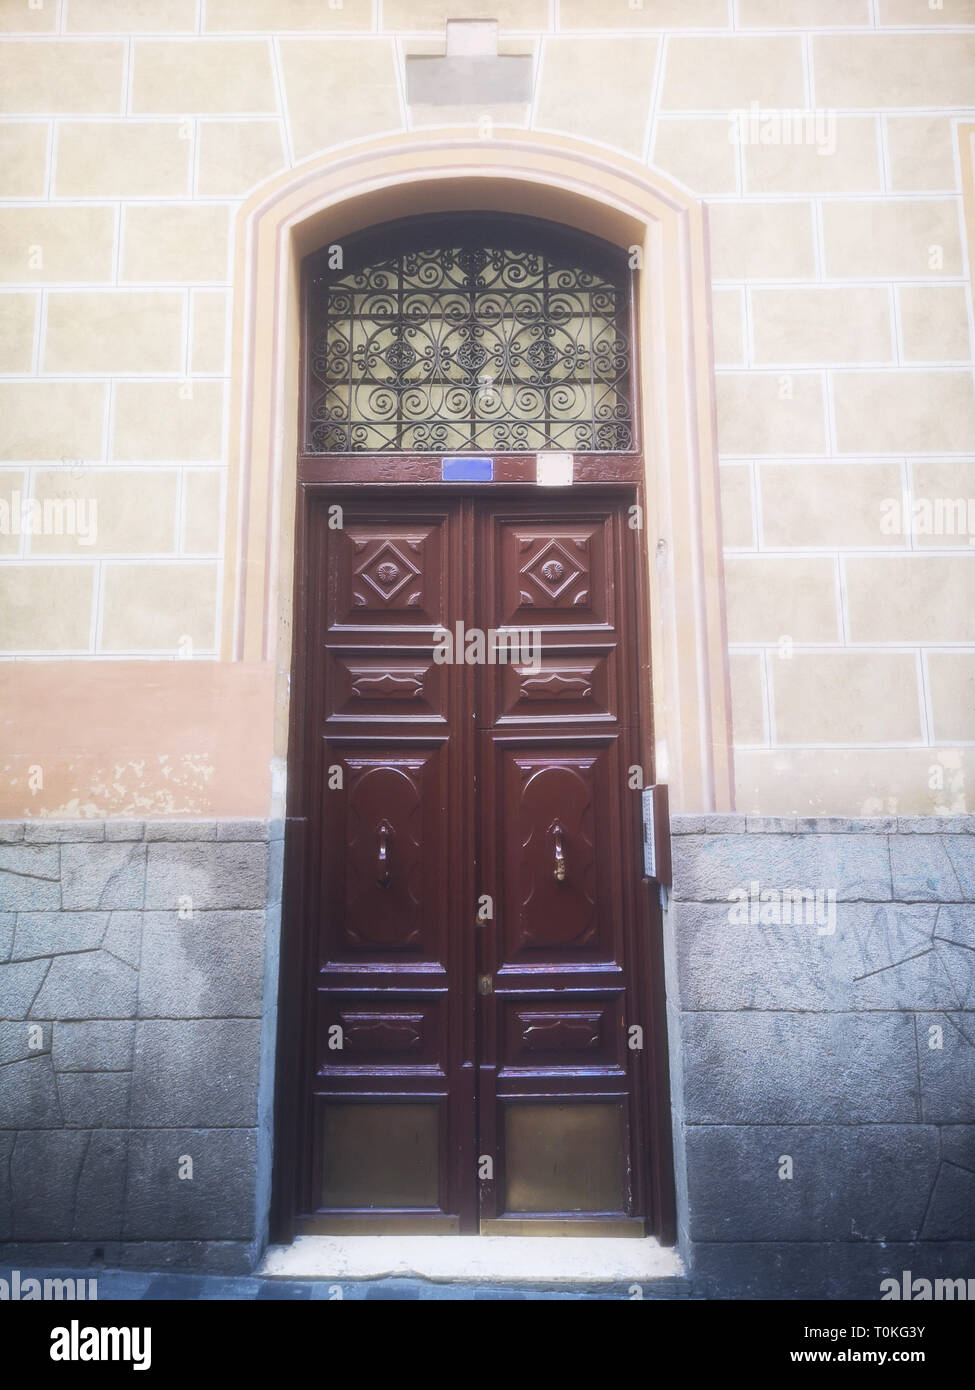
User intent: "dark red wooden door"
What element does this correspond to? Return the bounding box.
[293,491,664,1235]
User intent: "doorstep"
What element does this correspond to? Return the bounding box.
[259,1235,686,1285]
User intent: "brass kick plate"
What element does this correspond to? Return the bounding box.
[479,1218,646,1238]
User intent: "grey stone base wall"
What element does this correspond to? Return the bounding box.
[0,820,283,1276]
[3,813,974,1295]
[668,814,975,1299]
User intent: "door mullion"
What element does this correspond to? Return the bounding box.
[458,496,481,1230]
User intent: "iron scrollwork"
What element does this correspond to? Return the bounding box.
[305,223,634,454]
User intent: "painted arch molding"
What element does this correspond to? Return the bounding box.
[222,128,734,813]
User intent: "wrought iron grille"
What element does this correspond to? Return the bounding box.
[304,217,634,453]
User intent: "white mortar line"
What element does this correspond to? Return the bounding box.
[917,648,933,746]
[642,33,667,169]
[759,646,773,747]
[269,36,295,168]
[44,120,56,200]
[391,34,411,135]
[33,290,46,377]
[835,552,848,646]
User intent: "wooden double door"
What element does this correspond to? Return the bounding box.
[284,490,671,1236]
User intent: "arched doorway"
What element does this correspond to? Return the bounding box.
[219,129,731,1250]
[277,213,669,1237]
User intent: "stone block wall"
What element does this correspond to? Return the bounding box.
[0,820,282,1274]
[668,814,975,1298]
[3,811,974,1291]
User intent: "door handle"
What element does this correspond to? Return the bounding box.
[552,821,566,883]
[377,820,392,888]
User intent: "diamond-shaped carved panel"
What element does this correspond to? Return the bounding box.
[330,522,444,628]
[495,518,611,628]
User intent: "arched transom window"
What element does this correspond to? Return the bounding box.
[303,215,634,454]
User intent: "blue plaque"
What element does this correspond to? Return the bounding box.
[441,457,493,481]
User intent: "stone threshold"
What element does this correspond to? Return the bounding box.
[259,1234,685,1284]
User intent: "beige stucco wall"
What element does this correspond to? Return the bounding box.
[1,0,974,818]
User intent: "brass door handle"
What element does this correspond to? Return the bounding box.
[377,820,392,888]
[553,822,566,883]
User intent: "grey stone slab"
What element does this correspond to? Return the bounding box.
[0,1019,49,1063]
[0,824,24,843]
[9,1130,90,1239]
[0,1056,61,1126]
[267,838,283,908]
[682,1012,919,1123]
[935,942,975,1009]
[706,815,748,833]
[145,822,218,842]
[853,940,964,1012]
[917,1012,975,1122]
[0,1131,13,1238]
[105,1239,255,1275]
[689,1239,975,1301]
[669,815,710,834]
[58,1071,131,1128]
[921,1160,975,1240]
[745,816,798,833]
[123,1129,258,1240]
[684,1124,939,1243]
[31,951,138,1020]
[0,913,12,961]
[0,959,50,1019]
[891,835,965,901]
[138,911,264,1019]
[936,904,975,948]
[24,821,104,843]
[0,845,61,911]
[11,911,108,960]
[84,1270,156,1298]
[102,912,141,969]
[940,1125,975,1172]
[897,816,975,834]
[73,1130,127,1240]
[406,53,533,106]
[674,900,944,1012]
[130,1020,260,1127]
[104,821,145,841]
[803,817,896,833]
[60,842,145,910]
[216,820,270,842]
[944,835,975,897]
[53,1020,135,1072]
[672,833,892,903]
[675,900,832,1011]
[145,842,269,911]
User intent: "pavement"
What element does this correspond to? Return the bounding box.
[10,1267,695,1301]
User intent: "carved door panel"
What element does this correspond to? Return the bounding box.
[301,498,475,1232]
[296,493,657,1235]
[475,501,649,1231]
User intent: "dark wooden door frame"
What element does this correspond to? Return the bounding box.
[270,469,676,1246]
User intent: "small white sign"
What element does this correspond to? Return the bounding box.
[642,787,656,878]
[536,452,573,487]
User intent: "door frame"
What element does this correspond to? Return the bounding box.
[270,473,677,1245]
